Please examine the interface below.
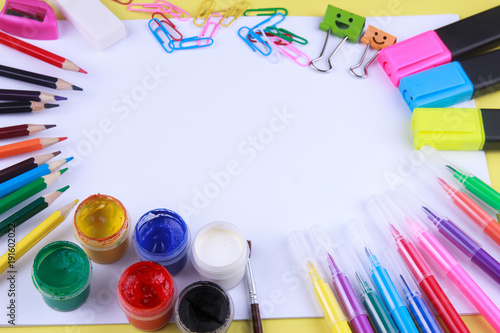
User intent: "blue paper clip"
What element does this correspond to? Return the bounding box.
[174,36,214,50]
[250,12,285,30]
[238,26,271,56]
[148,18,175,53]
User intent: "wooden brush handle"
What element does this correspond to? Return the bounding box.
[251,303,263,333]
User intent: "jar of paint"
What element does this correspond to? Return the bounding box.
[117,261,176,331]
[191,222,249,290]
[32,241,92,312]
[73,194,130,264]
[133,209,190,275]
[175,281,234,333]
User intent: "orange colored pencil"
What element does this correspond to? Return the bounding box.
[0,137,67,159]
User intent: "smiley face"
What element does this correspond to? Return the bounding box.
[319,5,366,43]
[360,25,397,50]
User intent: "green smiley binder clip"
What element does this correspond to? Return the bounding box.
[310,5,366,73]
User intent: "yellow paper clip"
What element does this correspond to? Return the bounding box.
[194,0,215,27]
[221,1,249,27]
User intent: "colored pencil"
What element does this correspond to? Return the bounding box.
[0,101,58,114]
[0,158,72,197]
[0,168,67,215]
[0,186,69,237]
[0,199,79,274]
[0,124,56,140]
[0,64,83,91]
[0,31,87,74]
[0,89,67,102]
[0,137,67,159]
[0,151,60,183]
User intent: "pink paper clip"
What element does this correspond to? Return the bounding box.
[156,0,190,21]
[152,12,183,41]
[270,36,310,67]
[198,12,223,46]
[128,2,171,13]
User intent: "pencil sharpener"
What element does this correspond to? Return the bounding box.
[0,0,58,40]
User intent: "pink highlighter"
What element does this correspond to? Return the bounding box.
[377,5,500,87]
[0,0,58,40]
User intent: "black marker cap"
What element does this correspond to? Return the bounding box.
[459,49,500,95]
[481,109,500,150]
[435,5,500,59]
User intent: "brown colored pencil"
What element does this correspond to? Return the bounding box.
[0,124,56,139]
[0,151,60,183]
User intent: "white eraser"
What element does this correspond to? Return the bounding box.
[48,0,127,50]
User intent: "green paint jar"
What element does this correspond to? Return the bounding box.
[32,241,92,311]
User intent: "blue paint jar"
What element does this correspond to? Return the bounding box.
[133,209,190,275]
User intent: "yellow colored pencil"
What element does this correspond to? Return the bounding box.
[0,199,78,274]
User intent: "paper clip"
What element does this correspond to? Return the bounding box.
[254,28,282,64]
[238,26,271,56]
[271,36,309,67]
[128,2,172,13]
[174,36,214,50]
[265,27,308,45]
[152,12,183,41]
[148,18,175,53]
[248,31,291,46]
[220,1,249,27]
[243,8,288,16]
[159,1,190,21]
[251,12,285,31]
[112,0,133,5]
[350,25,396,78]
[194,0,215,27]
[199,12,223,45]
[310,5,365,73]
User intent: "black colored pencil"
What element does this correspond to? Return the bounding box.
[0,64,83,91]
[0,89,67,102]
[0,101,58,114]
[0,151,60,183]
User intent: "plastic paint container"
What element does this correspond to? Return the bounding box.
[175,281,234,333]
[117,261,176,331]
[32,241,92,311]
[191,222,248,290]
[133,209,190,275]
[73,194,130,264]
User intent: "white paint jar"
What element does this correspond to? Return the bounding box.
[191,222,248,290]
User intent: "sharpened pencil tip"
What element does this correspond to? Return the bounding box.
[58,185,70,192]
[53,151,62,157]
[58,137,68,142]
[78,68,88,74]
[44,103,59,109]
[65,156,74,163]
[59,167,68,174]
[45,125,57,130]
[54,95,67,101]
[72,85,83,91]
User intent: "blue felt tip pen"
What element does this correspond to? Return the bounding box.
[398,48,500,111]
[348,220,419,333]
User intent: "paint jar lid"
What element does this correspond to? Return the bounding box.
[191,222,248,280]
[32,241,92,299]
[117,261,176,320]
[73,194,130,251]
[133,209,190,264]
[175,281,234,333]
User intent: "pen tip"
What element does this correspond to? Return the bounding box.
[72,85,83,91]
[78,68,88,74]
[58,137,68,142]
[44,103,59,109]
[445,165,457,173]
[54,95,68,101]
[45,124,57,129]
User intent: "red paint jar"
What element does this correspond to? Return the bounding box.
[117,261,176,331]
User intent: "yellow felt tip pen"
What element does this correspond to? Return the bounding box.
[0,199,79,274]
[308,261,352,333]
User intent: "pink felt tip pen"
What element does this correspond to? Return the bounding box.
[384,193,500,332]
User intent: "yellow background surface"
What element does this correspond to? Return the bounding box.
[1,0,500,332]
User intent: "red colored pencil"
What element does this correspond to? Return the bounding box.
[0,137,67,159]
[0,31,87,74]
[0,124,56,140]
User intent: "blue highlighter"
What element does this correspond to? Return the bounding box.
[399,48,500,111]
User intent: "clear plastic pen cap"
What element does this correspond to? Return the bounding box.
[307,225,341,282]
[288,230,326,280]
[367,194,410,247]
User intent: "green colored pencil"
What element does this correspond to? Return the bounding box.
[0,168,67,215]
[0,186,69,237]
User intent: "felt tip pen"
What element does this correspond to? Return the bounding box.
[422,206,500,285]
[367,195,470,333]
[391,202,500,331]
[348,221,418,333]
[382,249,443,333]
[437,177,500,246]
[337,244,398,333]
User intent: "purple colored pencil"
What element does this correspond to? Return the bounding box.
[0,89,67,102]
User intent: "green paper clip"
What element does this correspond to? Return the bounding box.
[310,5,366,73]
[244,7,288,16]
[265,27,308,45]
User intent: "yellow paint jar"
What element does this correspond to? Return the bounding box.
[73,194,130,264]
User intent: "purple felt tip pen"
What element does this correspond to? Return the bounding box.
[422,206,500,286]
[308,225,374,333]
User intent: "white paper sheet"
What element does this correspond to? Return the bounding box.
[0,14,498,327]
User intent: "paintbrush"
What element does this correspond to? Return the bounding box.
[246,240,263,333]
